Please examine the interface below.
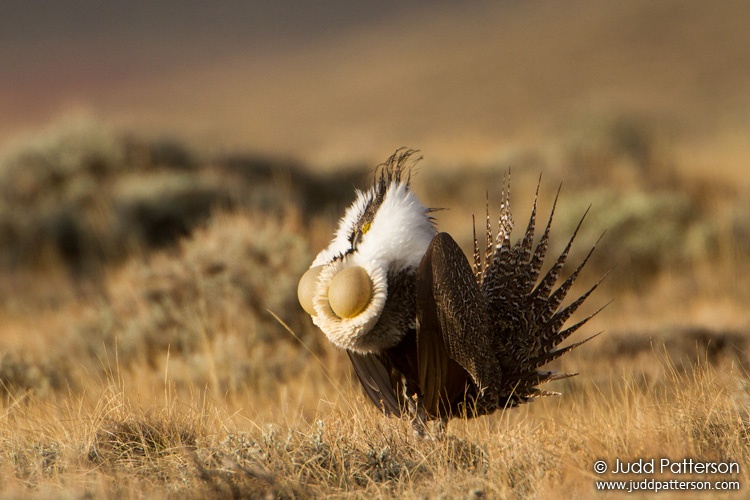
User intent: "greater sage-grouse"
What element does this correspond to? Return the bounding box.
[297,150,604,436]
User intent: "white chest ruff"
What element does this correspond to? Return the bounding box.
[309,181,436,353]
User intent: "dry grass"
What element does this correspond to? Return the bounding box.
[0,122,748,497]
[0,354,747,498]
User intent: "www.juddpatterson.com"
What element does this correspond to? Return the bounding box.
[593,459,740,493]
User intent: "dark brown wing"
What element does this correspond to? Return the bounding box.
[347,351,402,416]
[417,232,498,417]
[416,243,467,416]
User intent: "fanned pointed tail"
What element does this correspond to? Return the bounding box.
[477,177,605,408]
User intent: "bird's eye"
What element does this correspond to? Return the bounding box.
[362,222,372,234]
[297,266,324,316]
[328,266,373,318]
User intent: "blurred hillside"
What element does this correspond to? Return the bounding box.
[1,0,749,173]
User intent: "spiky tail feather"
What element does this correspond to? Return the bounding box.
[474,176,606,407]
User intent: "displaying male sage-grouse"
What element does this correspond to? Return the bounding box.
[297,149,604,436]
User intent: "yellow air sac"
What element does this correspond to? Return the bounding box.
[328,266,372,318]
[297,266,323,316]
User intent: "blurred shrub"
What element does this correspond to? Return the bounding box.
[556,188,718,286]
[731,202,750,253]
[0,353,65,398]
[420,154,724,280]
[76,210,321,396]
[0,119,131,204]
[553,112,676,189]
[421,164,726,287]
[0,118,363,275]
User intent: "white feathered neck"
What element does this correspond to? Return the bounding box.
[313,180,436,272]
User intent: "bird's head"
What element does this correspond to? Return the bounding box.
[297,150,437,353]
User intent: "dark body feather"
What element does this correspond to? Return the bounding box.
[347,183,603,423]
